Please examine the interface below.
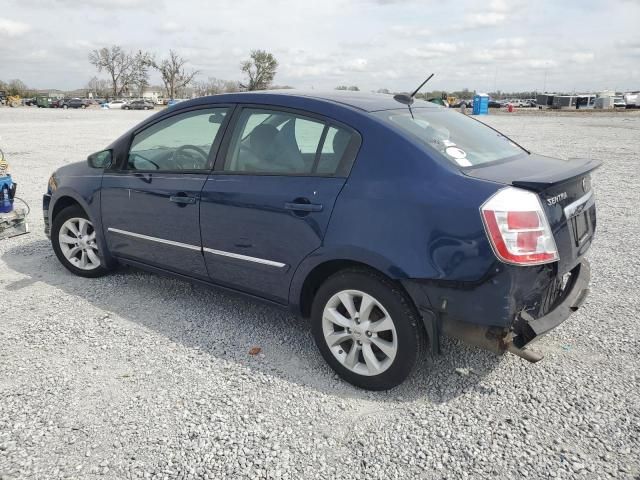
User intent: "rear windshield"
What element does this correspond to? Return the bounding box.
[373,108,525,166]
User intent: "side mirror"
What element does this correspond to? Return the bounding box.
[87,150,112,169]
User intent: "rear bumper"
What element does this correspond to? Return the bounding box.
[402,259,591,356]
[511,259,590,348]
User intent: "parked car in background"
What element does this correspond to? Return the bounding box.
[63,98,91,109]
[613,97,626,108]
[123,100,155,110]
[488,100,502,108]
[43,91,600,390]
[166,99,185,107]
[104,100,127,109]
[50,98,67,108]
[36,96,57,108]
[22,98,37,106]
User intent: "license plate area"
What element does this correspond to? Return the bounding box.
[572,211,590,245]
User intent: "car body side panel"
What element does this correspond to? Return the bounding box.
[200,175,347,303]
[46,162,115,266]
[322,119,501,282]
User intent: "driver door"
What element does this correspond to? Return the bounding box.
[101,107,230,278]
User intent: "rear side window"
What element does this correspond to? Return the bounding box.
[222,108,358,176]
[374,108,524,167]
[128,108,228,171]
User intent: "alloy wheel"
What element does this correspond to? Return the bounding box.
[322,289,398,376]
[58,217,101,270]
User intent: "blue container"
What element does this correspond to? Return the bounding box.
[472,94,489,115]
[0,174,13,213]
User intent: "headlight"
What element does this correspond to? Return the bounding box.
[47,174,57,194]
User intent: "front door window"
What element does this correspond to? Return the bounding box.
[128,108,229,171]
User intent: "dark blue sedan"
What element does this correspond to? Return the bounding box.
[43,91,599,390]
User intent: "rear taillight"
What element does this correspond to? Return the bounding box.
[481,187,558,266]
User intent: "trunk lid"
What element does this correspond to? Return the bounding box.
[465,154,602,273]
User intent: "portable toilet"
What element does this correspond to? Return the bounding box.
[473,93,489,115]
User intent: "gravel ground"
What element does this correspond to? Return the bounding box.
[0,107,638,480]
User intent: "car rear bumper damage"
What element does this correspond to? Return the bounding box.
[403,259,590,362]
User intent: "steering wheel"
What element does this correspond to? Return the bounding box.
[172,144,209,169]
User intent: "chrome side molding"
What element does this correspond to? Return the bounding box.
[107,227,285,268]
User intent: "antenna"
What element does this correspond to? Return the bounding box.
[393,73,435,105]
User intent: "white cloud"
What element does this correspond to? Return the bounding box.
[0,18,30,37]
[495,37,526,48]
[344,58,368,71]
[158,21,182,34]
[407,42,459,58]
[571,52,594,64]
[389,25,431,37]
[471,48,522,62]
[464,12,507,27]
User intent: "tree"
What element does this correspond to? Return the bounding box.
[193,77,240,96]
[154,50,199,99]
[7,79,27,96]
[88,45,152,97]
[86,76,111,98]
[335,85,359,91]
[240,50,278,91]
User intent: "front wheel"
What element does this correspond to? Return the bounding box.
[311,269,426,390]
[51,205,111,278]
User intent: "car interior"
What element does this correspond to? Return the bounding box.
[227,112,352,175]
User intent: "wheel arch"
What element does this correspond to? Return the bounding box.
[49,189,116,268]
[290,247,411,319]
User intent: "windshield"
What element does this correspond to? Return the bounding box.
[374,108,525,166]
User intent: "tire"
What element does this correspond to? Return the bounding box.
[51,205,110,278]
[311,268,427,390]
[62,105,68,109]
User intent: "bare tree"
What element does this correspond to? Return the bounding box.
[194,77,240,96]
[153,50,199,99]
[240,50,278,91]
[88,46,152,97]
[7,79,28,96]
[335,85,359,91]
[86,76,111,98]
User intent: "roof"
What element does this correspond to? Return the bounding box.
[180,90,440,113]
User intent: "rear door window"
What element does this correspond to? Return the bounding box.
[222,108,358,176]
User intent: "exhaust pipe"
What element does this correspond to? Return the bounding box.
[442,318,543,363]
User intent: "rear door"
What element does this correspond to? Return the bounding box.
[101,106,231,278]
[200,106,361,302]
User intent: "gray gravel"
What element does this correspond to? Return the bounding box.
[0,107,639,479]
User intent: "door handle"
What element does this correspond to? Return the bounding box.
[170,195,196,204]
[284,202,323,212]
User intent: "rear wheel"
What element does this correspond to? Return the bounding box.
[51,205,110,278]
[311,268,426,390]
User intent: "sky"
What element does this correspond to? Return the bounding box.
[1,0,639,93]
